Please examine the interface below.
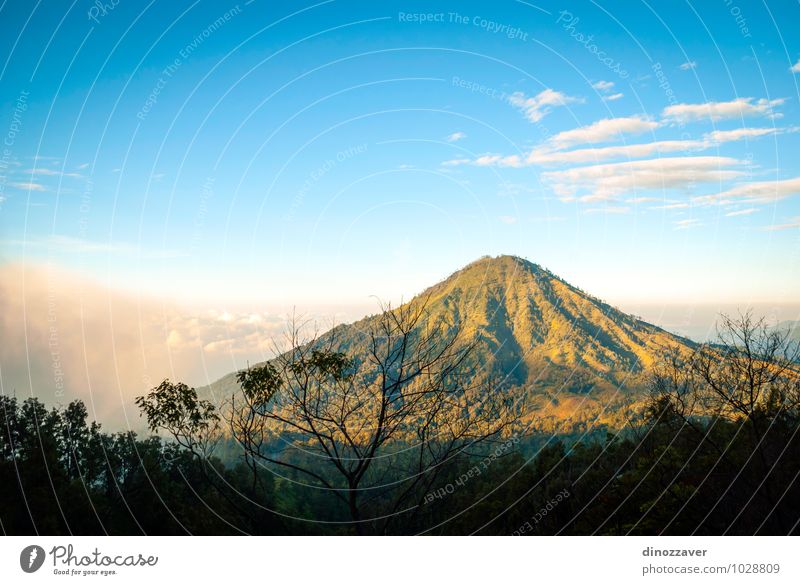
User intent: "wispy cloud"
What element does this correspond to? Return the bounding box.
[548,116,659,149]
[662,97,785,123]
[527,139,702,165]
[25,168,83,178]
[592,80,615,92]
[450,121,785,169]
[3,235,187,258]
[9,181,48,191]
[592,80,624,101]
[652,202,691,210]
[473,154,522,168]
[508,89,582,123]
[499,215,518,224]
[674,218,702,229]
[584,206,631,215]
[764,217,800,231]
[791,59,800,73]
[725,208,758,217]
[441,158,470,167]
[705,127,782,143]
[446,131,466,142]
[694,177,800,205]
[679,61,697,71]
[543,156,744,202]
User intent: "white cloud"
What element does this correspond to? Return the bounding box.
[508,89,582,123]
[653,202,691,210]
[446,131,466,142]
[25,168,82,178]
[675,218,702,229]
[791,59,800,73]
[76,163,89,170]
[679,61,697,71]
[764,217,800,231]
[704,127,780,143]
[584,206,631,215]
[694,177,800,205]
[724,208,758,217]
[592,80,615,92]
[474,154,522,167]
[543,156,744,202]
[662,97,785,123]
[592,80,623,101]
[548,116,659,149]
[9,181,48,191]
[3,235,187,259]
[441,158,470,167]
[527,139,702,165]
[462,123,782,168]
[499,215,518,224]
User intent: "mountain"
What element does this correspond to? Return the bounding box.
[776,320,800,343]
[204,255,696,434]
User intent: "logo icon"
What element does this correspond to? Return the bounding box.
[20,545,46,573]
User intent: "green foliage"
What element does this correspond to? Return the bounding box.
[236,363,282,405]
[135,380,219,455]
[0,395,280,535]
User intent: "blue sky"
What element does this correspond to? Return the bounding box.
[2,0,800,312]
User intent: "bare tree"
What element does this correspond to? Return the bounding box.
[227,296,518,534]
[650,311,800,428]
[648,311,800,529]
[692,312,800,426]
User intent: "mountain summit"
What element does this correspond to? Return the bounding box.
[208,255,694,433]
[413,254,689,382]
